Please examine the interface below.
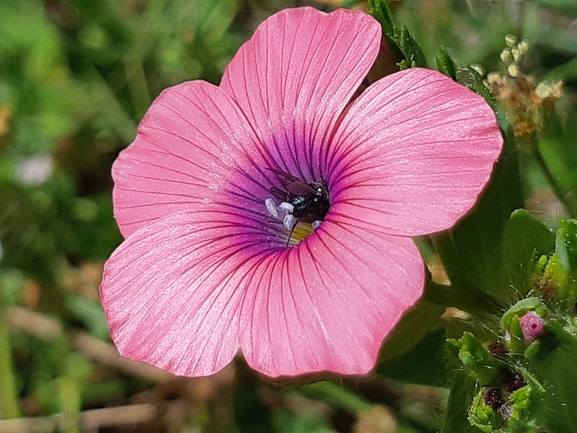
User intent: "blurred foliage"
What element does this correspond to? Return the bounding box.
[0,0,576,431]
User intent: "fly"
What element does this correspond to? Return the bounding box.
[265,168,331,244]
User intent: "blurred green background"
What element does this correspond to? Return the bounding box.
[0,0,575,432]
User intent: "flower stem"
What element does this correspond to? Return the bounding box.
[532,140,576,218]
[58,375,81,433]
[0,311,21,418]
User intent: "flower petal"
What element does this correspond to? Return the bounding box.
[112,81,263,237]
[221,7,381,180]
[238,222,424,378]
[100,209,272,377]
[328,68,503,236]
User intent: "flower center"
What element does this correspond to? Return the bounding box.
[264,169,330,246]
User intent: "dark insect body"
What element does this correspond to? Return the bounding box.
[267,168,331,224]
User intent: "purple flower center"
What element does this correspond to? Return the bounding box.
[263,168,331,246]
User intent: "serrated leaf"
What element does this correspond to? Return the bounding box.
[368,0,395,37]
[435,46,458,80]
[368,0,427,68]
[394,26,427,68]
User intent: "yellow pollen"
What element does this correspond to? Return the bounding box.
[289,222,315,245]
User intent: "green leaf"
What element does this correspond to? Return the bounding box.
[540,218,577,303]
[535,0,577,15]
[234,376,275,433]
[378,329,449,387]
[379,300,445,363]
[500,210,555,296]
[536,113,577,217]
[433,67,524,304]
[394,26,428,69]
[448,331,503,386]
[65,295,109,340]
[442,371,479,433]
[435,46,458,80]
[533,320,577,432]
[556,218,577,274]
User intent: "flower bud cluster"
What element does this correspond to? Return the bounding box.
[450,218,577,431]
[484,35,563,141]
[500,298,548,358]
[449,298,549,432]
[448,298,548,433]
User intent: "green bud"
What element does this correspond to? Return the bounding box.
[500,48,513,64]
[511,47,521,62]
[501,299,548,355]
[507,371,545,431]
[500,298,543,330]
[532,219,577,304]
[534,253,567,299]
[517,40,530,54]
[448,332,503,385]
[468,388,503,432]
[468,369,545,432]
[507,63,520,78]
[505,34,518,47]
[506,314,527,354]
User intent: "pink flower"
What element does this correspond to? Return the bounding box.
[519,311,545,343]
[100,7,503,378]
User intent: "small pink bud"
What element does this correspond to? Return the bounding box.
[519,311,545,343]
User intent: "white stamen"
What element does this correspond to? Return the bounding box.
[279,202,294,213]
[311,220,322,230]
[265,198,278,218]
[283,214,296,231]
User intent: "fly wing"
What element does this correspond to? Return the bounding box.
[269,186,287,201]
[286,181,317,196]
[266,167,302,183]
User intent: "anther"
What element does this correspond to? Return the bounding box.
[279,202,295,213]
[283,214,296,231]
[265,198,278,218]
